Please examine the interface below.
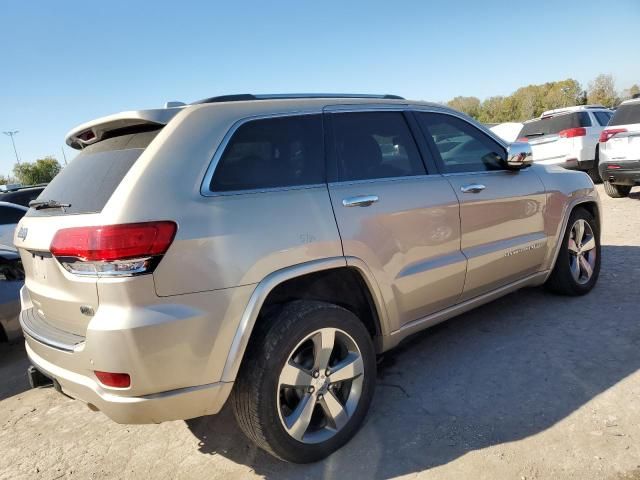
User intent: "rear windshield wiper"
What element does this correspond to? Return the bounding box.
[522,132,546,138]
[29,199,71,210]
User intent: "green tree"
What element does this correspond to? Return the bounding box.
[621,84,640,100]
[587,74,618,107]
[0,174,17,186]
[13,156,62,185]
[447,96,481,119]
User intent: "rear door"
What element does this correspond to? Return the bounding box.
[14,129,161,336]
[415,111,548,301]
[325,108,466,331]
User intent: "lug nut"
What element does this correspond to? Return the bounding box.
[318,394,323,400]
[308,386,315,393]
[325,368,331,376]
[312,370,320,378]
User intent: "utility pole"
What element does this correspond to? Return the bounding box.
[3,130,21,165]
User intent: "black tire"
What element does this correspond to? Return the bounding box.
[545,207,600,296]
[587,147,602,184]
[232,300,376,463]
[603,180,632,198]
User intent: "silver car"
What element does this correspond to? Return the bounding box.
[15,94,601,462]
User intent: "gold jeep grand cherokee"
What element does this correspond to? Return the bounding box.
[16,94,601,463]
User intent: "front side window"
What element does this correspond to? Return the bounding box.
[416,112,506,173]
[330,112,425,182]
[210,115,324,192]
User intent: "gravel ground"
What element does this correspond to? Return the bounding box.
[1,184,639,480]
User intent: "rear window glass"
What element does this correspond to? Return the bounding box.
[519,112,591,138]
[26,128,160,217]
[593,111,612,126]
[609,103,640,126]
[210,115,324,192]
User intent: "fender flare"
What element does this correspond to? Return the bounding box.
[220,256,390,382]
[543,194,601,282]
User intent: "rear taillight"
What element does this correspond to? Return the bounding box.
[599,128,627,143]
[558,127,586,138]
[95,371,130,388]
[50,221,177,277]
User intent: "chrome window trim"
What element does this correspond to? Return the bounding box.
[327,173,440,188]
[200,110,323,197]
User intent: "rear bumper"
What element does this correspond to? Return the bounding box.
[599,160,640,186]
[25,339,233,423]
[537,157,592,170]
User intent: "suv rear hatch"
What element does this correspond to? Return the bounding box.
[15,122,165,338]
[519,112,591,162]
[601,102,640,160]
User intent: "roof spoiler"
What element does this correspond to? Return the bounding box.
[65,108,181,150]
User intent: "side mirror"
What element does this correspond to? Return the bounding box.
[505,142,533,169]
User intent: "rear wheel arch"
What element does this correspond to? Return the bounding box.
[221,260,386,383]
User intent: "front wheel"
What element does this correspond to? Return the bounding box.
[232,301,376,463]
[545,207,600,296]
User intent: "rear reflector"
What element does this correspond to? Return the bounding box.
[607,164,621,169]
[599,128,627,143]
[51,221,177,262]
[516,137,529,143]
[94,371,130,388]
[558,127,586,138]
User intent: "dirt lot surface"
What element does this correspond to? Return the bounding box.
[1,184,640,480]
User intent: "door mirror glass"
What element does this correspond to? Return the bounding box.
[506,142,533,169]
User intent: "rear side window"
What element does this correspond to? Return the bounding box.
[609,103,640,126]
[331,112,425,182]
[593,111,612,126]
[417,112,506,173]
[210,115,324,192]
[26,128,160,217]
[519,112,592,138]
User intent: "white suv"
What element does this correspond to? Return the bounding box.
[598,97,640,197]
[518,105,614,181]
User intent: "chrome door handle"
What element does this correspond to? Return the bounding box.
[460,183,486,194]
[342,195,379,207]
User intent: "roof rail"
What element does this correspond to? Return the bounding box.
[540,104,608,117]
[192,93,405,104]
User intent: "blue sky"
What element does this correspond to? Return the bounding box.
[1,0,638,177]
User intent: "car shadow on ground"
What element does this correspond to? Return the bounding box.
[186,245,640,479]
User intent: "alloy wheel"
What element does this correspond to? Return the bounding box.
[277,327,365,444]
[567,219,597,285]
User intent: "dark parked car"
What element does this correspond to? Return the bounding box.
[0,184,46,207]
[0,244,24,343]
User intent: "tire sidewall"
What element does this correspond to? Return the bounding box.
[254,302,376,463]
[556,208,601,295]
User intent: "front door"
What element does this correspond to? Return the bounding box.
[415,111,548,301]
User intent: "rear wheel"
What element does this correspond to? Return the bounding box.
[545,207,600,296]
[603,180,632,198]
[232,300,376,463]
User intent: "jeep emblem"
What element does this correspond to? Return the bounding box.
[17,227,28,241]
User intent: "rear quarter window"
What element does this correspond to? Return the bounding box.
[609,103,640,126]
[209,115,324,192]
[26,128,160,217]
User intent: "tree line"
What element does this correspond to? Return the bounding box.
[447,74,639,124]
[0,156,62,186]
